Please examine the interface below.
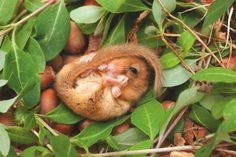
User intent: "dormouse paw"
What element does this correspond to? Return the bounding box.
[80,53,96,63]
[111,86,122,98]
[98,64,107,71]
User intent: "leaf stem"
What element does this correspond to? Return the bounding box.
[0,0,55,37]
[87,145,200,157]
[161,37,195,74]
[156,0,224,68]
[35,114,58,136]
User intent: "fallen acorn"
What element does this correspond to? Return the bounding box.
[112,122,130,135]
[47,55,64,72]
[64,21,85,54]
[162,100,176,110]
[0,112,15,126]
[40,88,58,114]
[40,66,55,90]
[79,119,92,131]
[52,123,74,135]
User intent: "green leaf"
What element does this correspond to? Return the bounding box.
[96,0,148,13]
[101,14,114,45]
[163,59,196,87]
[152,0,176,29]
[212,83,236,94]
[15,20,34,50]
[70,6,106,24]
[189,105,220,132]
[209,96,232,119]
[35,1,70,61]
[46,104,82,125]
[223,98,236,121]
[20,146,52,157]
[25,37,45,73]
[71,116,128,149]
[160,51,180,69]
[0,50,6,71]
[0,125,10,156]
[50,135,78,157]
[7,126,37,144]
[0,79,35,113]
[157,87,204,147]
[131,99,165,140]
[128,140,152,157]
[107,128,148,150]
[202,0,234,28]
[104,15,126,46]
[23,0,44,12]
[200,94,226,110]
[0,80,7,87]
[0,0,18,25]
[178,31,195,54]
[192,67,236,83]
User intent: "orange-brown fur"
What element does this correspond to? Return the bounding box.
[55,44,162,121]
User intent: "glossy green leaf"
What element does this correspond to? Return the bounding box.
[223,98,236,121]
[71,116,128,149]
[0,0,18,25]
[15,20,34,50]
[128,140,152,157]
[104,15,126,46]
[25,37,45,73]
[0,126,10,156]
[0,50,6,71]
[200,94,227,110]
[0,80,7,87]
[70,6,106,24]
[50,135,78,157]
[209,96,232,119]
[96,0,147,13]
[152,0,176,29]
[20,146,52,157]
[7,126,37,144]
[157,87,204,147]
[107,128,148,150]
[189,105,220,132]
[131,99,165,140]
[46,104,82,125]
[192,67,236,83]
[160,51,180,69]
[202,0,234,28]
[23,0,44,12]
[178,31,195,54]
[163,59,196,87]
[0,79,35,113]
[212,83,236,94]
[35,2,70,61]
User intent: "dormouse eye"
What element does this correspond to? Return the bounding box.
[129,66,138,74]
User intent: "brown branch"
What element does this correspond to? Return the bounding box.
[0,0,55,37]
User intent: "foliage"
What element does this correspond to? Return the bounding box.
[0,0,236,156]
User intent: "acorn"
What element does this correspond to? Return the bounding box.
[64,21,85,54]
[53,123,74,135]
[84,0,99,6]
[0,112,15,126]
[39,66,55,90]
[79,119,92,131]
[40,88,58,114]
[113,122,130,135]
[162,100,176,110]
[62,54,80,65]
[47,55,64,72]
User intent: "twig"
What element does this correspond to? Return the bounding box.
[161,37,195,74]
[156,107,188,148]
[85,145,200,157]
[31,129,54,152]
[127,10,150,43]
[216,148,236,155]
[156,0,224,67]
[0,0,55,37]
[225,7,234,48]
[35,114,59,136]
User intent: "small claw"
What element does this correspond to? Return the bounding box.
[98,64,107,71]
[80,53,96,63]
[111,86,122,98]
